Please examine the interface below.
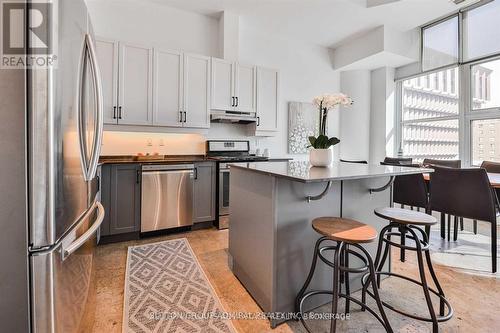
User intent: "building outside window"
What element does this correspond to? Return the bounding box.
[401,67,490,162]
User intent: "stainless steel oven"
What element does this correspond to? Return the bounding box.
[206,140,269,230]
[219,163,231,217]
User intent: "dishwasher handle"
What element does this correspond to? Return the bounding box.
[142,169,194,176]
[142,164,195,172]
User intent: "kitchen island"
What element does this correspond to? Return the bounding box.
[228,161,432,327]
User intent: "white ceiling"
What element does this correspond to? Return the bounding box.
[128,0,478,47]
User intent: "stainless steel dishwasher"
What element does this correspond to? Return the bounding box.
[141,164,194,232]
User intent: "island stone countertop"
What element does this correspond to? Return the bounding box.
[228,160,433,183]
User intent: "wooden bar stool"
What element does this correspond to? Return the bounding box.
[295,217,393,333]
[362,207,453,333]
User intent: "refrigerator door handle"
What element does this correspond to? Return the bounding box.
[86,34,104,181]
[61,201,104,261]
[76,37,90,180]
[77,34,104,182]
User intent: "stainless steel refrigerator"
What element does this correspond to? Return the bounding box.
[0,0,104,331]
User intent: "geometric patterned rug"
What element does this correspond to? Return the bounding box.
[123,238,236,332]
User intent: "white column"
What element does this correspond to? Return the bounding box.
[339,70,371,162]
[218,11,239,61]
[370,67,396,164]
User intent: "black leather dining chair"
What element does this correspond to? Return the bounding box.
[381,158,427,210]
[481,160,500,173]
[381,157,428,262]
[340,159,368,164]
[423,158,463,236]
[382,157,413,166]
[429,165,498,273]
[423,158,461,169]
[381,158,428,210]
[479,161,500,235]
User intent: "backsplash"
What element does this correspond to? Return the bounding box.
[100,131,206,156]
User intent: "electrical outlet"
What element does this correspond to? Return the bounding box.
[146,138,153,147]
[159,139,165,146]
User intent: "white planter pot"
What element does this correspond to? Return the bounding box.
[309,148,333,167]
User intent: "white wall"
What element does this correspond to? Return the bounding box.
[238,27,341,159]
[339,70,372,161]
[87,1,341,158]
[86,0,219,56]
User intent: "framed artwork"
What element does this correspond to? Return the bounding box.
[288,101,319,154]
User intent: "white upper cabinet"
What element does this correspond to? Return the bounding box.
[153,49,183,127]
[183,54,211,129]
[95,38,119,124]
[211,58,256,113]
[118,43,153,126]
[256,67,279,133]
[95,38,275,132]
[211,58,234,111]
[234,63,256,113]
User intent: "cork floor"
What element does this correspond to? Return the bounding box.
[92,226,500,333]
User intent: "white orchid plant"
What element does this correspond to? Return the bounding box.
[308,93,353,149]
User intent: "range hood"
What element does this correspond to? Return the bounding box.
[210,110,257,124]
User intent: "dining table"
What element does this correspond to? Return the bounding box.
[423,172,500,188]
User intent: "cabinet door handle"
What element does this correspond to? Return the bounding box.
[184,111,187,123]
[136,170,141,184]
[235,96,239,107]
[179,111,183,123]
[118,106,123,119]
[231,97,235,107]
[257,116,260,126]
[113,106,117,119]
[194,167,198,180]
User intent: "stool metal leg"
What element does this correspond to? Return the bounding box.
[330,242,344,333]
[353,243,393,333]
[426,250,446,316]
[363,224,392,304]
[410,226,446,317]
[376,232,392,288]
[399,225,406,262]
[340,245,345,285]
[295,236,328,314]
[344,244,350,314]
[406,227,439,333]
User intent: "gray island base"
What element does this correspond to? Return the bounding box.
[228,161,432,328]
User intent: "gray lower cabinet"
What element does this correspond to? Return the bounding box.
[193,162,216,223]
[100,164,141,237]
